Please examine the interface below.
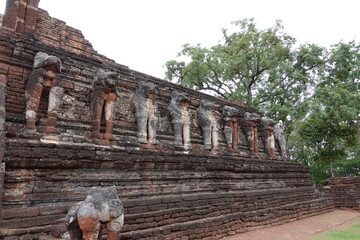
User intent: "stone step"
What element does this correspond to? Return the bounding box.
[119,197,334,239]
[0,197,334,239]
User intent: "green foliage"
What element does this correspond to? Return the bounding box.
[309,161,332,187]
[165,19,360,185]
[335,159,360,177]
[291,41,360,182]
[165,19,325,124]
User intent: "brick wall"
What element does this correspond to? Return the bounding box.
[2,26,261,157]
[0,50,7,212]
[1,140,334,239]
[323,177,360,211]
[2,0,40,33]
[34,9,111,61]
[0,5,336,240]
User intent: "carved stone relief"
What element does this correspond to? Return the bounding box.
[222,105,240,150]
[89,71,121,141]
[261,116,277,159]
[25,52,64,133]
[242,112,261,156]
[168,91,191,150]
[274,120,288,159]
[131,81,159,144]
[65,186,124,240]
[197,100,219,151]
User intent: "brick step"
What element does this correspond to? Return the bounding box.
[4,139,309,168]
[119,198,334,240]
[0,187,321,228]
[121,189,326,232]
[2,179,314,207]
[0,197,334,239]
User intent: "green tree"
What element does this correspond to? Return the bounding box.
[165,19,325,124]
[165,19,359,186]
[326,41,360,145]
[291,41,360,185]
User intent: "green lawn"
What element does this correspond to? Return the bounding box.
[314,219,360,240]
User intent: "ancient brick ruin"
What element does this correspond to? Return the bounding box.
[323,177,360,211]
[0,1,350,239]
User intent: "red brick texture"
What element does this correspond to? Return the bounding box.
[323,177,360,211]
[2,0,40,33]
[0,4,336,240]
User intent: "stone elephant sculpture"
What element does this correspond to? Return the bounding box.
[65,186,124,240]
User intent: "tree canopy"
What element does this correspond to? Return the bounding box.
[165,19,325,123]
[165,19,360,185]
[290,41,360,185]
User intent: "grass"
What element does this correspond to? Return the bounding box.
[314,219,360,240]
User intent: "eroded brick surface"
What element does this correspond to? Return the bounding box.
[323,177,360,211]
[0,2,342,240]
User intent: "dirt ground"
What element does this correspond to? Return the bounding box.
[223,210,360,240]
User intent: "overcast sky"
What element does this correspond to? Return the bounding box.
[1,0,359,79]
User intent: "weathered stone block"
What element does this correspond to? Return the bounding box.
[24,9,38,31]
[2,0,18,29]
[0,3,334,239]
[17,2,26,20]
[322,177,360,210]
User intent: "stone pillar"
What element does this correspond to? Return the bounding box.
[0,65,8,212]
[2,0,40,32]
